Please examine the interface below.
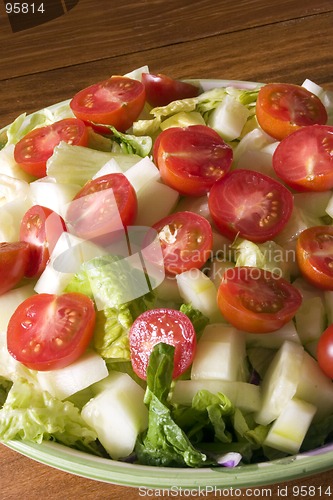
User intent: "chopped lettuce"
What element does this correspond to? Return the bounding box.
[94,125,152,157]
[233,238,291,278]
[179,303,209,339]
[135,343,207,467]
[65,254,156,361]
[0,379,100,454]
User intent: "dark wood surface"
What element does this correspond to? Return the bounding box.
[1,1,333,498]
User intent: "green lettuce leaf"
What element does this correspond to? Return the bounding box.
[0,379,99,453]
[233,238,290,278]
[135,343,207,467]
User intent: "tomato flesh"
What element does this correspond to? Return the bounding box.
[256,83,328,141]
[14,118,89,178]
[148,211,213,275]
[208,169,293,243]
[155,125,233,196]
[66,173,137,244]
[317,324,333,379]
[142,73,199,107]
[0,242,30,295]
[20,205,67,278]
[217,267,302,333]
[296,226,333,290]
[7,292,96,371]
[70,76,146,132]
[129,308,196,379]
[273,125,333,191]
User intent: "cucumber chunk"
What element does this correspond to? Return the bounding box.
[191,324,246,382]
[254,341,304,425]
[172,379,261,413]
[264,397,316,454]
[36,350,109,400]
[81,371,148,459]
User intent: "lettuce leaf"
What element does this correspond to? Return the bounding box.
[135,343,207,467]
[0,379,100,454]
[233,238,290,278]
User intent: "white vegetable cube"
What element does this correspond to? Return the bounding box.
[246,321,301,349]
[176,269,222,322]
[254,341,304,426]
[295,351,333,422]
[326,192,333,218]
[207,94,250,141]
[172,379,261,413]
[81,371,148,459]
[0,283,36,332]
[36,350,109,400]
[191,324,246,382]
[264,397,316,455]
[295,296,326,345]
[135,180,179,227]
[124,156,160,193]
[30,178,81,217]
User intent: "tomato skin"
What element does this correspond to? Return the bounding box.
[0,242,30,295]
[317,324,333,379]
[20,205,67,278]
[217,267,302,333]
[273,125,333,192]
[129,308,196,379]
[66,173,137,244]
[256,83,328,141]
[155,125,233,196]
[208,169,293,243]
[14,118,89,178]
[149,211,213,275]
[142,73,199,107]
[70,76,146,132]
[7,292,96,371]
[296,226,333,290]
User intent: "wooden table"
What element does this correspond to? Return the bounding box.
[0,1,333,498]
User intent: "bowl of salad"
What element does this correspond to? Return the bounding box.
[0,66,333,489]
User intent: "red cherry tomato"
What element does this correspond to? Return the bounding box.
[148,211,213,275]
[20,205,67,278]
[66,173,137,244]
[70,76,146,132]
[155,125,233,196]
[217,267,302,333]
[208,169,293,243]
[14,118,89,178]
[129,308,197,379]
[142,73,199,107]
[317,324,333,379]
[0,242,30,295]
[296,226,333,290]
[273,125,333,191]
[7,292,96,371]
[256,83,328,141]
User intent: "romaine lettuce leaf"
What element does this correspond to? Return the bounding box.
[135,343,207,467]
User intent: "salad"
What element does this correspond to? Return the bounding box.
[0,67,333,470]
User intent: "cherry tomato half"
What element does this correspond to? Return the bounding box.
[14,118,89,178]
[142,73,200,107]
[7,292,96,371]
[155,125,233,196]
[66,173,137,244]
[0,242,30,295]
[148,211,213,275]
[70,76,146,132]
[208,169,293,243]
[256,83,328,141]
[217,267,302,333]
[317,324,333,379]
[20,205,67,278]
[296,225,333,290]
[129,308,197,379]
[273,125,333,192]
